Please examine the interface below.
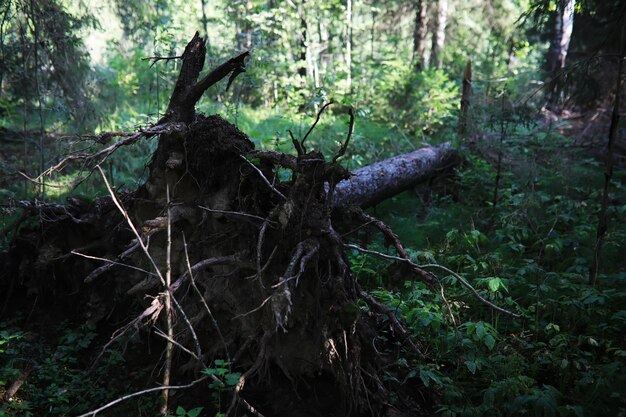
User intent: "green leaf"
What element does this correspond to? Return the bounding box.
[484,334,496,351]
[465,360,477,374]
[214,359,228,367]
[187,407,203,417]
[488,278,501,292]
[225,372,241,387]
[476,322,486,339]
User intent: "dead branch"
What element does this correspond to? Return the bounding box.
[351,208,436,285]
[301,102,333,153]
[346,242,521,318]
[82,240,143,283]
[2,363,34,402]
[358,288,425,357]
[332,107,355,163]
[183,234,230,363]
[75,376,208,417]
[39,123,186,178]
[142,54,183,67]
[248,150,298,171]
[163,32,249,123]
[240,155,287,200]
[419,263,521,318]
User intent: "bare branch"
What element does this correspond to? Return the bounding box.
[351,208,436,284]
[198,205,275,225]
[240,155,287,200]
[142,54,183,67]
[248,150,298,171]
[182,234,231,363]
[332,107,355,163]
[75,376,208,417]
[301,102,333,153]
[419,263,522,318]
[40,123,186,178]
[71,250,155,278]
[358,288,425,357]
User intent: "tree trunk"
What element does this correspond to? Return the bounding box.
[458,60,472,136]
[547,0,575,111]
[430,0,448,69]
[413,0,428,70]
[298,0,307,80]
[345,0,352,93]
[333,143,459,209]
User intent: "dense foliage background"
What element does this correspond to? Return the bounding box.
[1,0,625,416]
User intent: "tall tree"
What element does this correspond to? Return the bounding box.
[345,0,353,93]
[413,0,428,70]
[298,0,308,80]
[430,0,448,69]
[546,0,575,110]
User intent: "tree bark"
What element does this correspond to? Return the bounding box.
[333,143,459,209]
[345,0,352,93]
[413,0,428,70]
[430,0,448,69]
[298,0,307,80]
[458,61,472,136]
[547,0,575,110]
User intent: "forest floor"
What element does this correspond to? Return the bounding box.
[543,105,626,167]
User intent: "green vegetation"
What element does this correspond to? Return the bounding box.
[1,0,624,415]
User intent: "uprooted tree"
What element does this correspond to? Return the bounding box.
[0,33,516,416]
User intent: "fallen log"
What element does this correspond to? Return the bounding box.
[333,143,460,209]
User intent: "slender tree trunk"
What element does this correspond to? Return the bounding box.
[200,0,209,46]
[345,0,352,93]
[413,0,428,70]
[29,0,45,199]
[547,0,575,111]
[233,0,252,51]
[298,1,307,80]
[0,1,11,100]
[458,61,472,136]
[430,0,448,69]
[589,25,624,286]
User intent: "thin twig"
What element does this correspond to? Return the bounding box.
[419,263,521,318]
[75,376,208,417]
[198,205,275,225]
[332,107,355,163]
[153,328,199,361]
[358,288,425,357]
[233,296,273,320]
[71,250,155,277]
[83,240,142,283]
[288,129,304,156]
[161,184,174,417]
[142,54,183,67]
[182,234,231,363]
[353,209,436,284]
[41,124,185,178]
[226,331,271,416]
[301,101,333,153]
[346,243,521,318]
[240,155,287,200]
[96,166,165,286]
[17,171,64,188]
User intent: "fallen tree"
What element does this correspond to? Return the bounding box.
[0,33,481,416]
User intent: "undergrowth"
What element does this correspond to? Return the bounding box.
[354,124,626,416]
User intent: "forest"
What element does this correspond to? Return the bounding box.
[0,0,624,416]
